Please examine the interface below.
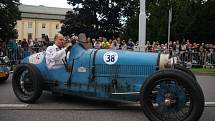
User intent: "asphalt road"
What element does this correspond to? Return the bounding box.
[0,74,215,121]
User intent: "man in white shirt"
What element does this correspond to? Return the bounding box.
[45,33,71,69]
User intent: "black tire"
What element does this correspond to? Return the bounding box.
[12,64,43,103]
[140,69,204,121]
[174,64,196,80]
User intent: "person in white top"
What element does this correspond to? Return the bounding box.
[45,33,71,69]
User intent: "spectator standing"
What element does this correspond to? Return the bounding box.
[28,39,34,53]
[117,37,122,50]
[127,38,135,50]
[175,40,180,55]
[21,38,29,51]
[34,38,40,53]
[121,40,127,50]
[111,39,119,50]
[101,38,110,49]
[108,39,112,46]
[44,35,51,47]
[94,39,102,49]
[17,40,22,48]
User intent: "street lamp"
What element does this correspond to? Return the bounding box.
[168,8,172,50]
[136,0,146,51]
[137,0,172,51]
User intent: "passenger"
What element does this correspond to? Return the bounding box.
[78,33,92,49]
[45,33,71,69]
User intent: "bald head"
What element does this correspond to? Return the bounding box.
[54,33,65,48]
[54,33,64,40]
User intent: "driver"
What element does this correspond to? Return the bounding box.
[45,33,71,69]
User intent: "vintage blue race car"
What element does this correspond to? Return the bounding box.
[12,41,204,121]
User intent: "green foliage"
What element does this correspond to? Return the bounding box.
[125,0,214,43]
[62,0,137,38]
[62,0,215,43]
[192,68,215,73]
[187,0,215,43]
[0,0,21,42]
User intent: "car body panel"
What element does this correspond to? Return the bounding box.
[21,43,159,101]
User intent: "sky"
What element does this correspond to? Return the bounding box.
[20,0,72,8]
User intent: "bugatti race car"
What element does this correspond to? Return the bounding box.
[12,41,204,121]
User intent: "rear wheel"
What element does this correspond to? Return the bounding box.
[140,69,204,121]
[12,64,43,103]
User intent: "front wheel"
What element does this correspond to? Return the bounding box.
[12,64,43,103]
[174,64,196,80]
[140,69,204,121]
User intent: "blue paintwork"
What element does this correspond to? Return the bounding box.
[21,43,159,101]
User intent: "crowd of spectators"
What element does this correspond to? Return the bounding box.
[0,35,215,67]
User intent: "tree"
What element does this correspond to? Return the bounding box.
[0,0,20,42]
[63,0,214,43]
[170,0,203,41]
[62,0,137,38]
[186,0,215,43]
[124,0,210,43]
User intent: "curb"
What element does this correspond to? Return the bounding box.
[194,72,215,76]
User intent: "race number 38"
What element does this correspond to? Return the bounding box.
[103,51,118,65]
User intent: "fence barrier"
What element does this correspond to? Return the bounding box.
[0,47,214,68]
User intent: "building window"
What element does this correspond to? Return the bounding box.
[42,23,46,28]
[56,24,59,29]
[41,34,46,38]
[28,33,32,39]
[28,22,33,28]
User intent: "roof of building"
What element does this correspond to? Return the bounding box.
[19,4,72,20]
[19,4,72,15]
[21,13,65,20]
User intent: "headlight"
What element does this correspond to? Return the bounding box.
[159,54,178,69]
[159,54,170,69]
[3,56,9,63]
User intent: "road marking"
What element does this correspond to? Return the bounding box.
[0,102,214,109]
[0,104,29,108]
[119,102,215,107]
[205,102,215,106]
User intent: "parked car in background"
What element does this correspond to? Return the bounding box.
[0,55,10,83]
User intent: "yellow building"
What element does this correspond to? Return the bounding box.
[16,4,71,41]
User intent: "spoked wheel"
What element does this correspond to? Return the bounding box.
[140,69,204,121]
[12,64,43,103]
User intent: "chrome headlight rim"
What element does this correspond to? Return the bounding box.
[159,54,170,69]
[159,54,179,69]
